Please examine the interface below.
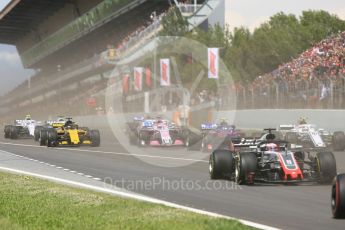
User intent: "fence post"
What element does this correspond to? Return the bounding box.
[242,87,246,109]
[341,75,345,108]
[275,83,279,108]
[304,80,309,109]
[330,79,334,109]
[251,88,254,109]
[266,84,270,108]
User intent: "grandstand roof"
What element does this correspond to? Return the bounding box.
[0,0,70,44]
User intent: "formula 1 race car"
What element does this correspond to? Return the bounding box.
[209,129,337,185]
[127,116,188,147]
[4,115,41,139]
[332,173,345,218]
[33,116,66,141]
[40,118,100,147]
[278,123,345,151]
[199,120,243,152]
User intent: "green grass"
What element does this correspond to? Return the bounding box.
[0,172,253,230]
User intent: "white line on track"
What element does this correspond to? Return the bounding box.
[0,165,280,230]
[0,149,102,184]
[0,141,208,163]
[0,142,45,148]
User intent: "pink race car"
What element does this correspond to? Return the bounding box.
[127,117,188,147]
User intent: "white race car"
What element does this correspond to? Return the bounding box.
[4,115,42,139]
[278,123,345,151]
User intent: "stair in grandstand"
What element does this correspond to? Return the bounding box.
[174,0,222,30]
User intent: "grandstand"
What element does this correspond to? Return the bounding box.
[0,0,224,119]
[234,31,345,110]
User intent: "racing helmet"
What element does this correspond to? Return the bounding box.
[219,118,228,126]
[25,114,31,120]
[266,143,279,151]
[57,116,65,122]
[64,118,74,127]
[298,116,307,125]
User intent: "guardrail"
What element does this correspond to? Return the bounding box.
[72,109,345,132]
[234,74,345,110]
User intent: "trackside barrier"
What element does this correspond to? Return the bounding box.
[74,109,345,132]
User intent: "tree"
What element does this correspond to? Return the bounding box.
[160,6,189,36]
[159,9,345,86]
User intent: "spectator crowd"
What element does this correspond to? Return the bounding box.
[235,31,345,109]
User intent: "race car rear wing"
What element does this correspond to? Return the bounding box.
[201,123,217,130]
[14,119,36,126]
[233,139,296,151]
[133,116,144,121]
[45,120,65,128]
[278,124,296,131]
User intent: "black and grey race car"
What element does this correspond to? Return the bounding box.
[209,129,337,185]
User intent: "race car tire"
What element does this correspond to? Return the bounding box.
[4,125,10,138]
[128,132,137,145]
[209,150,234,180]
[10,126,18,139]
[332,131,345,151]
[285,132,299,144]
[186,133,202,151]
[47,129,58,147]
[332,173,345,218]
[235,152,257,185]
[316,152,337,184]
[34,126,43,142]
[127,122,139,132]
[40,129,48,146]
[90,130,101,147]
[137,131,149,147]
[201,138,207,152]
[184,135,190,148]
[137,133,146,147]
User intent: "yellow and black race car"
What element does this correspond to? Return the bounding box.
[40,118,100,147]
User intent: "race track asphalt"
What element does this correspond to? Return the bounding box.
[0,127,344,230]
